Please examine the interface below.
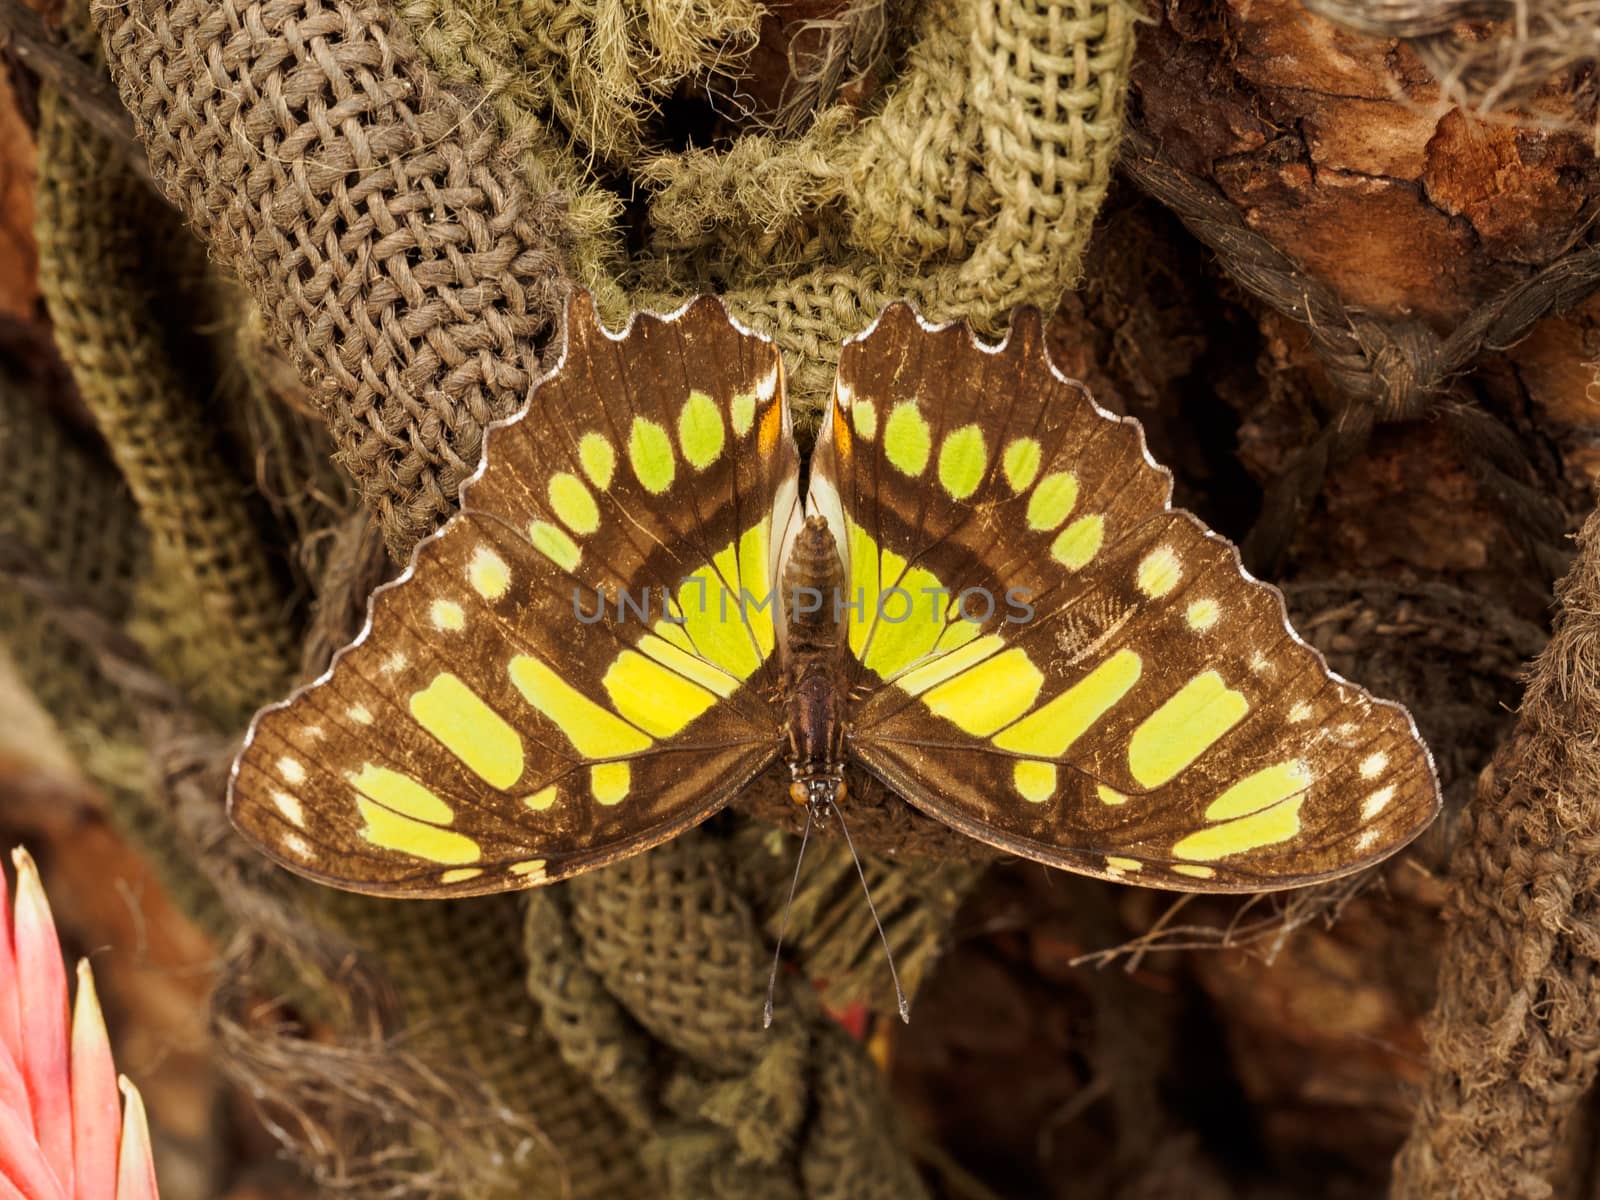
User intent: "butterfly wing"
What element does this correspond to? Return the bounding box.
[815,305,1440,892]
[229,293,798,897]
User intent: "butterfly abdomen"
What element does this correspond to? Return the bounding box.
[781,516,848,804]
[782,515,847,653]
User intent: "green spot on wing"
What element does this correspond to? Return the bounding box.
[678,390,726,470]
[938,424,987,499]
[629,418,676,493]
[883,402,931,476]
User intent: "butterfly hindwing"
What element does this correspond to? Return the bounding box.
[815,305,1440,891]
[229,294,798,897]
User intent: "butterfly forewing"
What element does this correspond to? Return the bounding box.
[816,305,1439,891]
[229,294,797,897]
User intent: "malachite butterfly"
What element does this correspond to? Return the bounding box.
[228,292,1439,897]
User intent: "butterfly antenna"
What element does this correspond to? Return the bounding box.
[764,805,814,1028]
[827,795,910,1024]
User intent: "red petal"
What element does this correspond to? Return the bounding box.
[0,869,22,1074]
[111,1082,156,1200]
[0,1039,32,1128]
[68,965,118,1200]
[0,1098,66,1200]
[11,852,71,1198]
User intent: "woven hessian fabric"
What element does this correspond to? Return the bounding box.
[1390,506,1600,1199]
[55,0,1141,1193]
[406,0,1135,419]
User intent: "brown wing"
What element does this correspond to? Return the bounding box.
[812,304,1439,892]
[229,292,799,897]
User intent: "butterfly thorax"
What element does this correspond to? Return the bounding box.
[781,515,850,808]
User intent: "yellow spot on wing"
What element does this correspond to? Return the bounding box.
[636,634,737,698]
[579,433,616,489]
[549,473,600,534]
[508,655,653,758]
[468,546,511,600]
[674,524,774,679]
[653,619,695,654]
[1013,760,1056,803]
[1026,471,1079,530]
[1186,598,1220,632]
[629,417,676,493]
[993,649,1143,757]
[923,649,1044,736]
[896,635,1005,695]
[272,791,304,827]
[1052,515,1103,569]
[591,763,630,805]
[883,402,931,476]
[853,399,878,440]
[1002,438,1041,492]
[511,859,548,880]
[1362,786,1395,820]
[1172,864,1215,880]
[410,673,525,788]
[441,868,482,884]
[1128,672,1248,787]
[847,521,946,678]
[277,757,305,784]
[1173,794,1306,862]
[348,764,454,824]
[938,424,988,499]
[678,390,726,469]
[356,799,480,865]
[1105,856,1142,873]
[430,600,466,632]
[529,522,582,572]
[1136,546,1182,598]
[524,785,557,811]
[731,393,756,437]
[1205,760,1309,821]
[603,650,719,737]
[1096,785,1128,806]
[736,522,775,655]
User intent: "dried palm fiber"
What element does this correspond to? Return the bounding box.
[81,0,1133,1193]
[1391,503,1600,1198]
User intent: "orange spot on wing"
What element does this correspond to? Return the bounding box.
[759,396,784,458]
[832,401,852,465]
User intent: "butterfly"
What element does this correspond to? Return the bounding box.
[228,291,1440,899]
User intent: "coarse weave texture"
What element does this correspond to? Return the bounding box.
[34,80,298,727]
[408,0,1135,418]
[78,0,1135,1192]
[97,0,573,560]
[15,0,1598,1191]
[0,347,235,938]
[1390,505,1600,1198]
